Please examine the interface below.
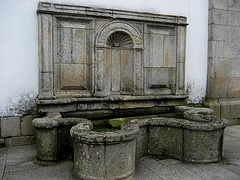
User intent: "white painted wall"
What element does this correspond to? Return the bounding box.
[0,0,208,116]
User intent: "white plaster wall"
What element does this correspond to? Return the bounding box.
[0,0,208,116]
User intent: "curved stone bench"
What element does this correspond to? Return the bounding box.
[130,115,227,163]
[70,122,139,180]
[33,106,228,179]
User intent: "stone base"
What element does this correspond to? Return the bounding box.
[0,114,39,147]
[205,98,240,125]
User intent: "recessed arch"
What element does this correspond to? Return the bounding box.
[106,31,133,48]
[95,21,143,49]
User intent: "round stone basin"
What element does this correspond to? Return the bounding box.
[70,121,139,180]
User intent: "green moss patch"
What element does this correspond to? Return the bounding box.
[158,112,184,119]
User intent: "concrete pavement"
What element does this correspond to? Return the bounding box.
[1,126,240,180]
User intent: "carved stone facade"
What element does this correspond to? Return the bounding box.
[37,2,187,114]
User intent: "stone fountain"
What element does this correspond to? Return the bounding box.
[33,2,228,180]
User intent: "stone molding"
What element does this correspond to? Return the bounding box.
[37,2,187,104]
[37,2,187,26]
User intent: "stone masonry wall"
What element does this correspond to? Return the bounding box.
[206,0,240,125]
[0,115,38,147]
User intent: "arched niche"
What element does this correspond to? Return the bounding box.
[95,21,143,96]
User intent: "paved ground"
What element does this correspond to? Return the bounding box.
[0,125,240,180]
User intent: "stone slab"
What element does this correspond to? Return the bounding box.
[220,164,240,176]
[3,161,75,180]
[219,99,240,118]
[181,163,240,180]
[5,136,36,147]
[133,162,162,180]
[1,117,21,137]
[140,158,203,180]
[21,115,37,136]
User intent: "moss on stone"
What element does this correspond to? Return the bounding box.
[109,115,159,128]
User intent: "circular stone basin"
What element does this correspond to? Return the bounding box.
[70,121,139,180]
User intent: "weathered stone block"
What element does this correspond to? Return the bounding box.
[224,42,240,59]
[5,136,35,147]
[227,78,240,98]
[148,126,183,160]
[209,25,229,41]
[209,0,228,10]
[228,11,240,26]
[209,9,228,25]
[203,99,221,117]
[207,77,228,98]
[228,0,240,12]
[21,115,37,136]
[208,41,224,59]
[1,117,21,137]
[183,129,223,163]
[119,101,154,109]
[220,99,240,118]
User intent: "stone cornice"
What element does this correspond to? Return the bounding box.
[37,2,187,25]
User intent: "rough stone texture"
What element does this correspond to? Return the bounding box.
[33,117,91,161]
[5,136,35,147]
[71,121,138,180]
[183,129,223,163]
[175,106,194,113]
[148,126,183,160]
[36,128,58,161]
[207,0,240,124]
[1,117,21,137]
[37,2,187,114]
[0,138,4,147]
[32,117,58,129]
[135,126,149,160]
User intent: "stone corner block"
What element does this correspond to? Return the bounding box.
[1,117,21,137]
[21,115,38,136]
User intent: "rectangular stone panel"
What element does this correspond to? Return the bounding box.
[207,77,228,98]
[39,72,54,98]
[54,18,90,64]
[1,117,21,137]
[39,14,53,72]
[224,42,240,59]
[209,9,228,25]
[228,11,240,26]
[146,26,176,68]
[111,49,121,92]
[120,49,134,94]
[227,78,240,98]
[54,63,88,91]
[220,99,240,118]
[146,67,175,89]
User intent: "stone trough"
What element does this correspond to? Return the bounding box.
[33,106,228,180]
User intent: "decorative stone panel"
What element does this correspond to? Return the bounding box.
[37,2,187,113]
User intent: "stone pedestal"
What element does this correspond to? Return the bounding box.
[33,116,59,161]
